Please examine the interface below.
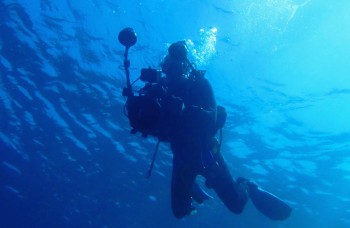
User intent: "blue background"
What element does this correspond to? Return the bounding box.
[1,0,349,227]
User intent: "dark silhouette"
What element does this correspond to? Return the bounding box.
[118,28,292,220]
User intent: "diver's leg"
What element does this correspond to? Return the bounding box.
[205,153,248,214]
[171,158,196,218]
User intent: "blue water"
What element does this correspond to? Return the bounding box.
[1,0,349,227]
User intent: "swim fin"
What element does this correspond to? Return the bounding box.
[249,184,292,221]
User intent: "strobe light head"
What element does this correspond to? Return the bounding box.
[118,28,137,48]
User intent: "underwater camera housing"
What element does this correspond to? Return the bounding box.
[140,68,162,83]
[125,67,168,140]
[118,28,165,139]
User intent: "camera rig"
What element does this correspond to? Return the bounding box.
[118,28,207,141]
[118,27,226,140]
[118,28,227,177]
[118,28,171,140]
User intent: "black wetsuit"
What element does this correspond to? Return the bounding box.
[167,76,248,218]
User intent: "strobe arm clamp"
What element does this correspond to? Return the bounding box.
[118,28,137,97]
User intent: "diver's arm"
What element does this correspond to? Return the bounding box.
[194,77,217,124]
[182,77,217,135]
[201,78,217,114]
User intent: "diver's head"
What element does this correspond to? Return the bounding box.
[161,55,188,76]
[161,41,190,85]
[168,41,188,62]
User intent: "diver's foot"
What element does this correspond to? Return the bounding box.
[192,182,213,204]
[236,177,258,197]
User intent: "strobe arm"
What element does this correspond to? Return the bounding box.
[118,28,137,97]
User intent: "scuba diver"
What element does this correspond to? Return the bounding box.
[160,41,257,218]
[118,28,292,221]
[160,41,246,217]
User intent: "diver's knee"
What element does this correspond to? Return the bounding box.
[224,194,248,214]
[228,202,246,214]
[172,207,188,219]
[172,202,196,219]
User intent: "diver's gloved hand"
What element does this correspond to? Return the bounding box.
[166,95,183,116]
[146,82,167,98]
[237,177,292,221]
